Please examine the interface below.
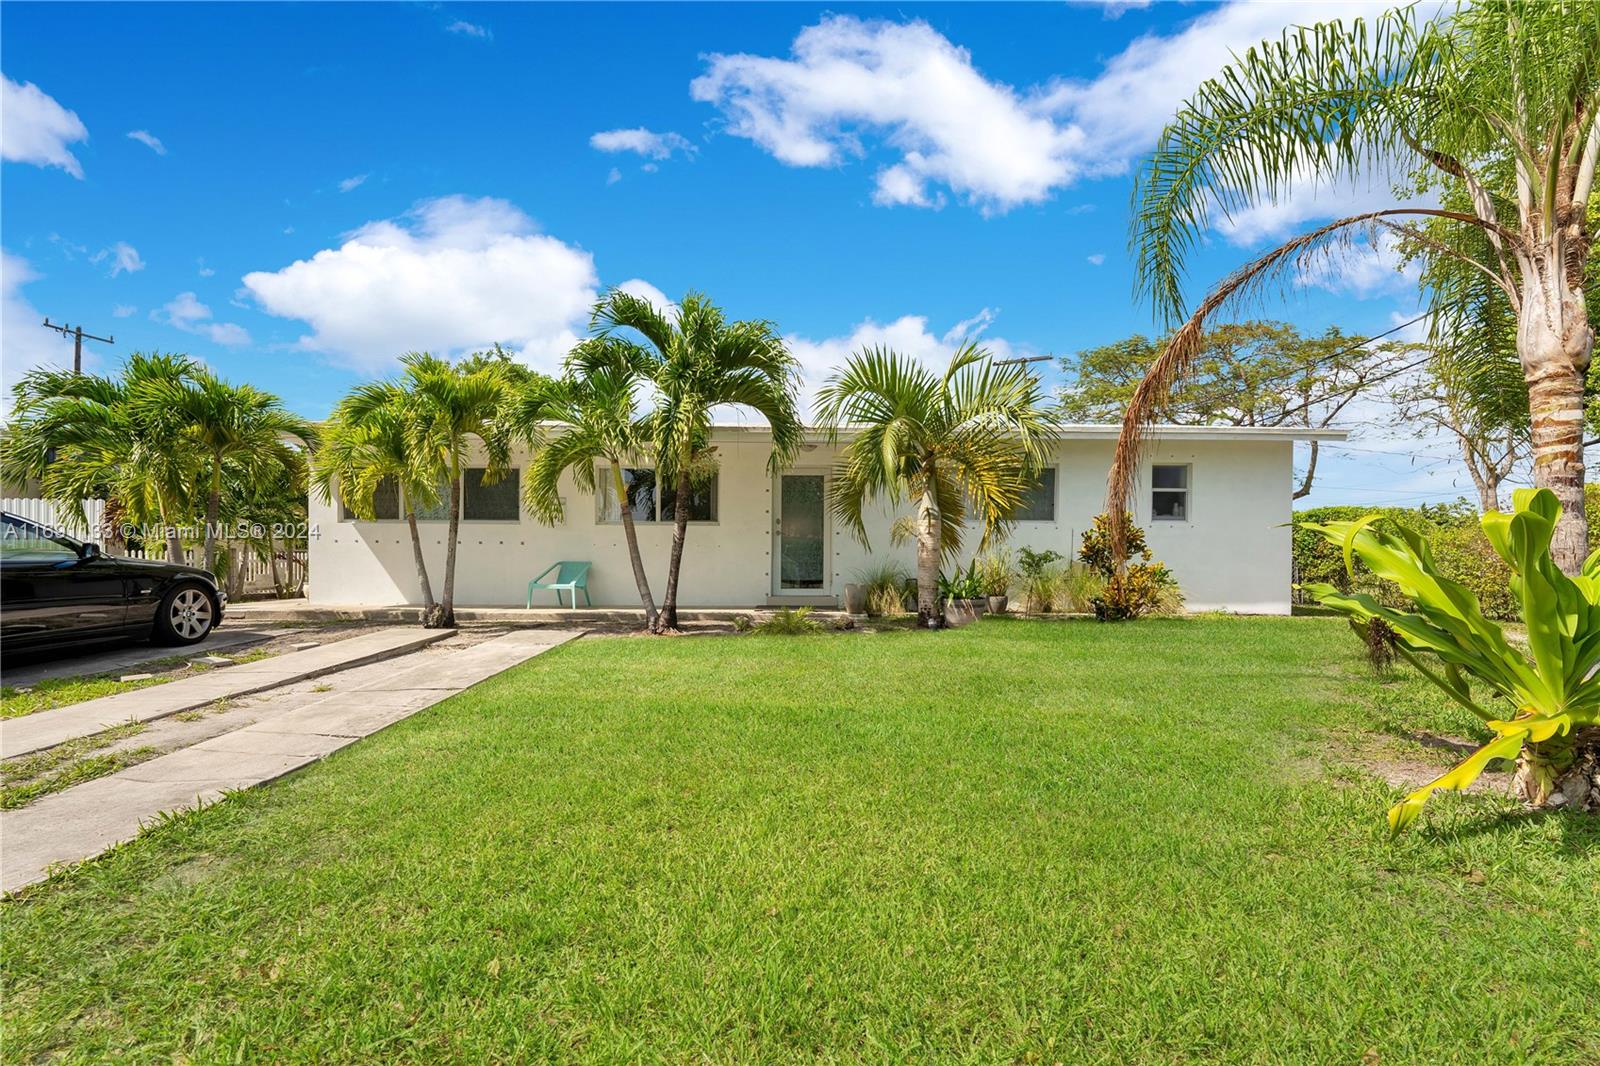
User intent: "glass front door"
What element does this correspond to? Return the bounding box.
[776,473,826,592]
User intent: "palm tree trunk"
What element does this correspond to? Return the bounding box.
[432,465,461,629]
[1519,259,1593,574]
[159,496,184,563]
[653,464,692,633]
[915,487,942,628]
[612,460,657,626]
[203,456,222,573]
[405,503,437,623]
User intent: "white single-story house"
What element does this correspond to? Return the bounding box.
[306,424,1345,615]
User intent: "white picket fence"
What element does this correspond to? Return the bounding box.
[2,497,106,539]
[2,496,306,597]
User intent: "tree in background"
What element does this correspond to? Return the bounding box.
[1061,321,1390,498]
[1387,361,1527,513]
[1115,1,1600,573]
[815,344,1054,628]
[585,289,803,633]
[2,354,204,562]
[155,369,317,572]
[507,338,661,626]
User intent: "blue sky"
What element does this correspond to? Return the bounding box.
[1,1,1488,508]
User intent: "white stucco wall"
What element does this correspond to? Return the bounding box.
[306,428,1302,614]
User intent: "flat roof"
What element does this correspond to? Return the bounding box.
[706,422,1349,443]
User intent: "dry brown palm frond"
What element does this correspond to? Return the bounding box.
[1104,206,1488,561]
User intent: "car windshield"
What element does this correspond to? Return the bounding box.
[0,515,83,563]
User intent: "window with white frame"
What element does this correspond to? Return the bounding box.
[597,467,717,523]
[1015,467,1057,521]
[1151,464,1189,521]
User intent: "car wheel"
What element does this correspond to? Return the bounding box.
[154,583,218,645]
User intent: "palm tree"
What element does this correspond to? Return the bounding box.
[2,354,204,562]
[154,369,317,573]
[396,353,513,628]
[507,338,660,625]
[586,289,803,632]
[1113,0,1600,573]
[311,383,445,619]
[814,344,1055,627]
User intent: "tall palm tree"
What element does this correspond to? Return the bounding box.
[397,353,513,628]
[586,289,803,632]
[507,338,660,625]
[814,344,1055,627]
[311,383,445,619]
[154,369,317,572]
[1113,0,1600,573]
[2,354,204,562]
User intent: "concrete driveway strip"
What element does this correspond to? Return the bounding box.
[1,627,295,689]
[1,629,582,894]
[0,629,452,760]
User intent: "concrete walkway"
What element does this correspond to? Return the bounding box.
[1,627,296,689]
[225,599,828,625]
[1,628,582,893]
[1,629,450,759]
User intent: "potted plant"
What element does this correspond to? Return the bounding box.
[976,550,1015,615]
[939,561,988,624]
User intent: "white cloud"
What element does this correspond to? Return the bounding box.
[447,20,490,39]
[2,251,73,392]
[153,291,252,347]
[1086,253,1106,266]
[1,75,88,178]
[689,4,1399,215]
[112,304,137,318]
[242,195,601,373]
[613,278,676,318]
[1298,230,1420,299]
[691,17,1082,214]
[126,129,166,155]
[589,128,697,161]
[785,310,1019,415]
[197,262,215,277]
[91,241,144,277]
[338,173,369,193]
[605,167,622,186]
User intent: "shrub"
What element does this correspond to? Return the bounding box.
[1054,564,1104,614]
[753,607,823,635]
[1427,524,1516,619]
[974,550,1016,598]
[1079,513,1183,621]
[1292,500,1477,603]
[854,561,911,617]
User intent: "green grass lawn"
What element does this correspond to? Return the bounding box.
[3,618,1597,1063]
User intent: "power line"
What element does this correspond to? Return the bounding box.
[41,318,114,373]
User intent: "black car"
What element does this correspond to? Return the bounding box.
[0,511,226,651]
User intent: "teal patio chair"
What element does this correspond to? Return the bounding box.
[527,561,592,609]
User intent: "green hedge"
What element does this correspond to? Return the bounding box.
[1293,491,1600,621]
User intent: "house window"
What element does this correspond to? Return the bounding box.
[340,477,400,521]
[597,467,717,522]
[1151,464,1189,521]
[1015,467,1057,521]
[413,468,515,521]
[464,468,519,521]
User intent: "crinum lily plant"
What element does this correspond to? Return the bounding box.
[1302,489,1600,833]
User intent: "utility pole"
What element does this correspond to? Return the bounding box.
[41,318,114,373]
